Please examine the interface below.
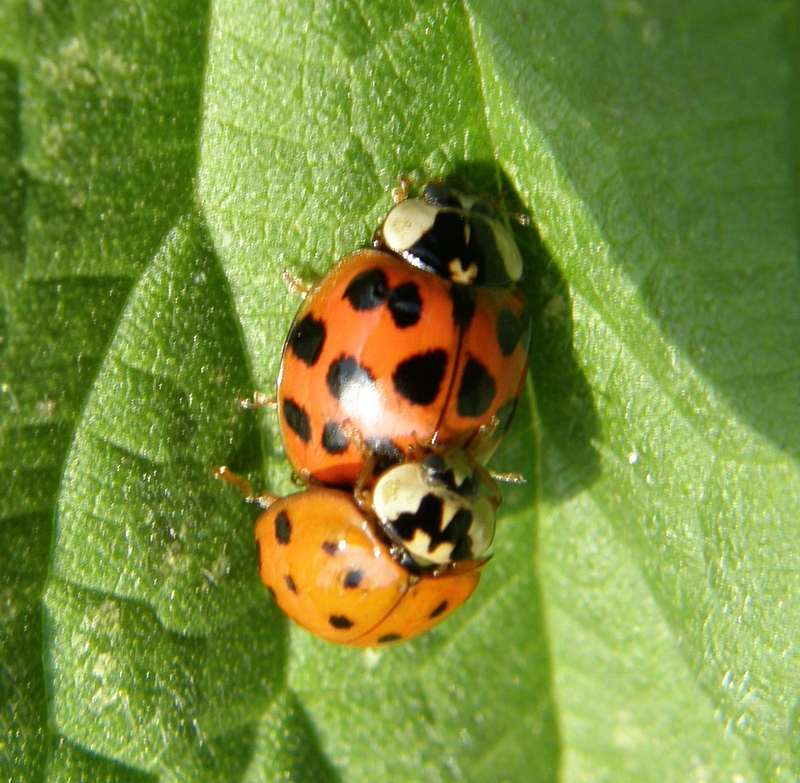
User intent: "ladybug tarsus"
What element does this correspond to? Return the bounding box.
[213,465,277,510]
[238,391,276,410]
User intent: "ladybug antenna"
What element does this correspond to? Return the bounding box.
[488,470,526,485]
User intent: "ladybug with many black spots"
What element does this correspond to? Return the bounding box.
[277,181,530,487]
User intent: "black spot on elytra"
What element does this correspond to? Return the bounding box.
[322,422,350,454]
[496,308,525,357]
[343,569,364,589]
[387,282,422,328]
[283,399,311,443]
[284,574,297,594]
[288,314,326,366]
[329,615,354,630]
[327,356,375,401]
[344,268,389,311]
[274,512,292,545]
[392,495,475,561]
[457,357,496,418]
[392,350,448,406]
[321,541,338,556]
[450,286,476,328]
[429,600,448,618]
[377,633,402,643]
[408,211,469,278]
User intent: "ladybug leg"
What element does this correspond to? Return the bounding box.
[509,211,531,227]
[331,418,382,511]
[290,468,313,488]
[405,435,432,463]
[431,555,492,579]
[391,175,412,203]
[336,419,371,459]
[491,191,531,227]
[211,466,277,510]
[352,452,378,515]
[281,270,310,298]
[468,415,500,451]
[459,450,505,512]
[237,392,276,410]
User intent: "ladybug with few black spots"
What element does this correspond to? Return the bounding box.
[277,182,530,487]
[252,449,496,646]
[214,447,498,646]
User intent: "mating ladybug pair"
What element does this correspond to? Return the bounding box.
[218,180,531,646]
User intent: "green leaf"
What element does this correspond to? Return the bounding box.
[2,0,798,782]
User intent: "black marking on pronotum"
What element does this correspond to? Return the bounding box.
[391,495,475,561]
[377,633,402,644]
[282,399,312,443]
[284,574,298,594]
[406,211,468,279]
[387,282,422,328]
[322,422,350,454]
[343,569,364,589]
[288,313,326,366]
[392,349,448,406]
[329,615,354,630]
[429,600,448,618]
[321,541,339,556]
[457,357,496,418]
[344,268,389,311]
[326,356,375,401]
[274,512,292,546]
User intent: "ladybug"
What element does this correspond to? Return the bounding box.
[254,486,486,647]
[216,447,498,646]
[277,183,530,487]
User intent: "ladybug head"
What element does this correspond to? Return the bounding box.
[374,183,523,287]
